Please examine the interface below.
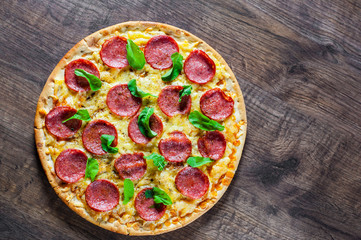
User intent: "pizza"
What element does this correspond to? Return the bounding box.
[34,21,247,235]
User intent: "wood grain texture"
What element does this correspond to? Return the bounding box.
[1,0,360,239]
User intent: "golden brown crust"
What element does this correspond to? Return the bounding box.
[34,21,247,236]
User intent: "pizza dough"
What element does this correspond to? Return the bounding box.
[34,21,247,235]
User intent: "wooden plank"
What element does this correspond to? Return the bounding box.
[0,0,360,239]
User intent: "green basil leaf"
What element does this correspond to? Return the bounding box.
[138,107,157,138]
[74,69,102,91]
[126,39,145,70]
[144,188,172,205]
[128,79,157,98]
[123,179,134,205]
[179,85,192,102]
[144,153,167,170]
[153,187,172,205]
[85,158,99,182]
[189,111,225,131]
[145,189,154,199]
[100,134,119,153]
[187,156,213,167]
[161,52,183,82]
[62,109,91,123]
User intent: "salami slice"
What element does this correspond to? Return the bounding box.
[175,167,209,199]
[100,36,129,69]
[114,153,147,181]
[106,84,142,117]
[135,188,166,221]
[198,131,226,160]
[144,35,179,70]
[55,149,87,183]
[85,179,119,212]
[82,119,118,155]
[128,113,163,144]
[200,88,234,120]
[45,106,82,139]
[64,59,100,92]
[184,49,216,84]
[159,131,192,163]
[157,86,191,117]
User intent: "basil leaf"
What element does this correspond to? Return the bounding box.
[189,111,225,131]
[123,179,134,205]
[179,85,192,102]
[144,153,167,170]
[62,109,91,123]
[145,189,153,199]
[138,107,157,138]
[128,79,156,98]
[74,69,102,91]
[101,134,119,153]
[161,52,183,82]
[153,187,172,205]
[85,158,99,182]
[144,188,172,205]
[187,156,213,167]
[126,39,145,70]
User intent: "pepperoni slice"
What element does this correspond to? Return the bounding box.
[135,188,166,221]
[55,149,87,183]
[198,131,226,160]
[128,113,163,145]
[144,35,179,70]
[106,84,142,117]
[85,179,119,212]
[45,106,82,139]
[82,119,118,155]
[100,36,129,69]
[184,49,216,84]
[114,153,147,181]
[157,86,191,117]
[64,59,100,92]
[175,167,209,199]
[200,88,234,121]
[159,131,192,163]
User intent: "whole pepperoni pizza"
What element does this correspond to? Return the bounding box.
[35,21,247,235]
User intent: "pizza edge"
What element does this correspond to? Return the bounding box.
[34,21,247,235]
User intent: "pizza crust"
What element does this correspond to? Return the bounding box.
[34,21,247,235]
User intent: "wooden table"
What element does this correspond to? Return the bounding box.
[1,0,360,239]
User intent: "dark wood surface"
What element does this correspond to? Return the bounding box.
[1,0,360,239]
